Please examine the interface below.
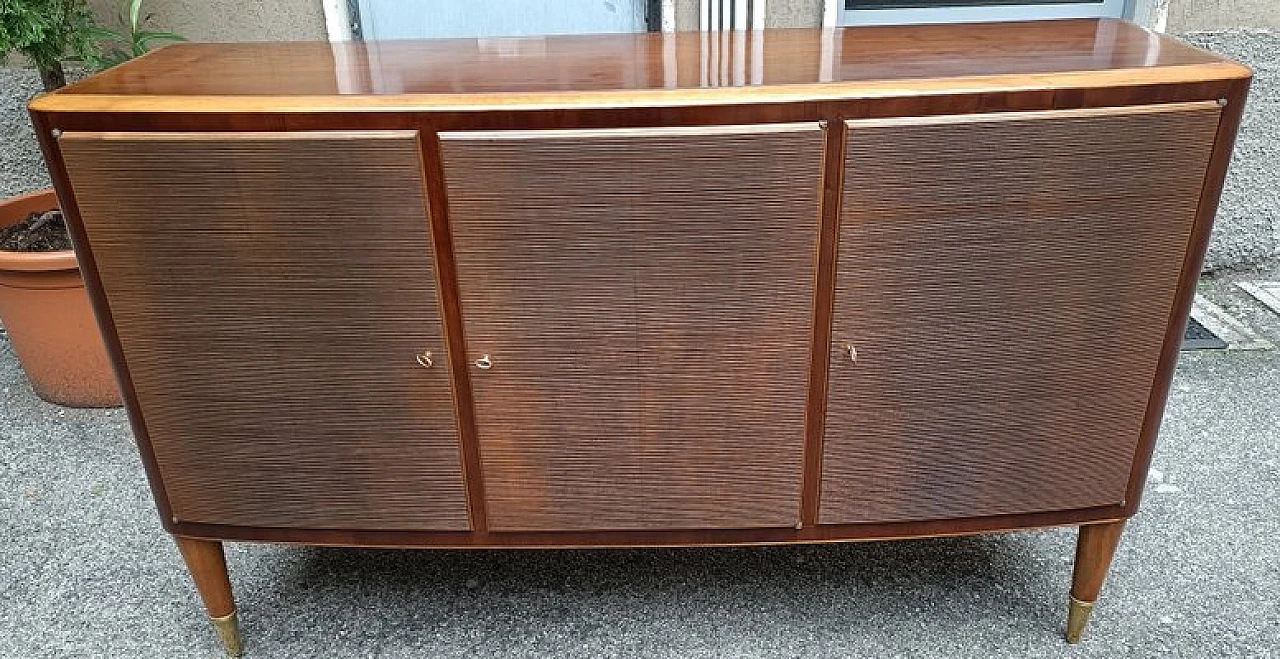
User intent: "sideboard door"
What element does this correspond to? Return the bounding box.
[59,131,471,531]
[820,103,1223,524]
[441,124,824,532]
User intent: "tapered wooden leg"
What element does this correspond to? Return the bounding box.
[1066,520,1127,644]
[175,537,243,656]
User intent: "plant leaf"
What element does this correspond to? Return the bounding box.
[129,0,144,31]
[134,30,186,44]
[88,26,125,43]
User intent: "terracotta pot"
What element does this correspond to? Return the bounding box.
[0,189,121,407]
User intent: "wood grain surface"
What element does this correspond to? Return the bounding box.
[819,102,1221,524]
[171,504,1126,548]
[1070,520,1128,602]
[441,124,824,531]
[58,131,471,530]
[31,21,1251,551]
[174,537,235,617]
[30,20,1249,114]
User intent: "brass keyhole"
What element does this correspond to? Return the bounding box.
[846,344,858,363]
[415,351,433,368]
[474,355,493,370]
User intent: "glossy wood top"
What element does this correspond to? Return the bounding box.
[33,19,1247,113]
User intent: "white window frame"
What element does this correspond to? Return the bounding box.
[837,0,1133,26]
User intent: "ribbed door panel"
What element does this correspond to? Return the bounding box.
[60,131,470,530]
[820,104,1221,524]
[442,124,823,531]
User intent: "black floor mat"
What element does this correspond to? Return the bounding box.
[1182,317,1228,351]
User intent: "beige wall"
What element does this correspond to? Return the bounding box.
[88,0,326,43]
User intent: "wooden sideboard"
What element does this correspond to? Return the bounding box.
[29,18,1250,655]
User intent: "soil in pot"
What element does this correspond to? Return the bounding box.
[0,189,121,408]
[0,210,74,252]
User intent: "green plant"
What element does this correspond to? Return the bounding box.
[0,0,100,91]
[90,0,183,71]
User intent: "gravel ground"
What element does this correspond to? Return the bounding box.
[0,68,51,199]
[2,277,1278,657]
[1183,30,1280,271]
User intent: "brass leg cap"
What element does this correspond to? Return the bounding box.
[1065,597,1096,644]
[210,610,244,656]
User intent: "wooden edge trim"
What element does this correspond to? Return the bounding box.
[419,127,488,532]
[800,118,846,527]
[440,122,824,141]
[27,112,179,529]
[169,504,1130,549]
[57,130,420,142]
[1123,76,1252,514]
[28,63,1251,115]
[51,44,168,97]
[843,99,1224,128]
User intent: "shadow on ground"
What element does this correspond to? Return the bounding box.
[3,322,1278,657]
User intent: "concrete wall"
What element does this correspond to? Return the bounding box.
[88,0,326,43]
[1168,0,1280,32]
[766,0,824,28]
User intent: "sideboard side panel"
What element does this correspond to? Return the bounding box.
[59,131,471,531]
[821,103,1221,524]
[442,124,823,532]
